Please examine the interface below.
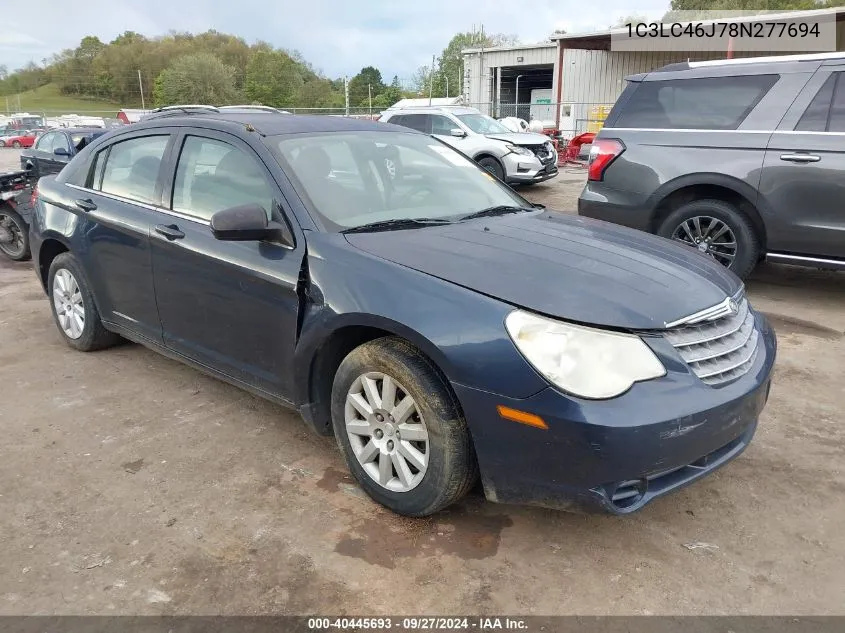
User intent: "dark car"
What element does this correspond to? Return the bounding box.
[21,127,108,179]
[579,51,845,280]
[30,106,776,517]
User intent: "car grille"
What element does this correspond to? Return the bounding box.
[529,142,556,165]
[663,297,760,386]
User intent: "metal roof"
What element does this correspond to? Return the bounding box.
[463,42,556,54]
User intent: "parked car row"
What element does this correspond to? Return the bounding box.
[27,103,775,518]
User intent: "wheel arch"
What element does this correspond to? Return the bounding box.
[472,152,505,174]
[295,314,457,436]
[37,237,70,293]
[648,174,768,250]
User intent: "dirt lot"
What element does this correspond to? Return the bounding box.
[2,148,844,616]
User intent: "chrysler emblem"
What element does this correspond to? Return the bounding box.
[727,299,738,316]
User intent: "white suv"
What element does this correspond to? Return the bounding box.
[380,106,558,185]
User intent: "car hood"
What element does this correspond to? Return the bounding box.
[344,211,742,330]
[484,132,550,146]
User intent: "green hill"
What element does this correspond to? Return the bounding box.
[3,84,123,117]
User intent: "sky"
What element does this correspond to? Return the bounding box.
[2,0,669,80]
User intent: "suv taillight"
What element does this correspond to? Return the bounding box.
[587,138,624,182]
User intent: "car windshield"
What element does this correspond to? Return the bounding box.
[269,131,532,232]
[456,113,512,134]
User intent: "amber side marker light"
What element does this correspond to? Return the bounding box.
[496,405,548,430]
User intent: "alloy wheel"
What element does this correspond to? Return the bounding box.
[344,371,429,492]
[52,268,85,339]
[671,216,738,267]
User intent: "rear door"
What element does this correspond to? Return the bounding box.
[760,67,845,258]
[67,130,174,343]
[149,130,304,400]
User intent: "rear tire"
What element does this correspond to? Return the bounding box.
[47,252,122,351]
[477,156,504,181]
[657,199,760,280]
[0,206,31,261]
[331,337,477,517]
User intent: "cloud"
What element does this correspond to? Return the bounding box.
[5,0,669,77]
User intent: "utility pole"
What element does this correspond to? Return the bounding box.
[444,75,449,99]
[344,76,349,116]
[137,70,145,111]
[368,83,372,116]
[428,54,435,106]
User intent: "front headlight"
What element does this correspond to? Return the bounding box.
[505,310,666,399]
[506,143,534,157]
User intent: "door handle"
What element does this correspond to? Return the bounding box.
[154,224,185,240]
[75,198,97,212]
[780,153,820,163]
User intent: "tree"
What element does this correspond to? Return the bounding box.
[348,66,385,108]
[371,75,403,109]
[666,0,839,18]
[612,14,648,27]
[244,49,304,107]
[153,53,239,106]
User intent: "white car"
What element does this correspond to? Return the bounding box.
[380,106,558,185]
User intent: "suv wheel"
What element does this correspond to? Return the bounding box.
[477,156,504,181]
[657,199,760,279]
[331,337,477,516]
[48,253,122,351]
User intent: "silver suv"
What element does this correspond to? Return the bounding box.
[380,106,558,185]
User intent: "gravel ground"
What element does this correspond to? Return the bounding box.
[1,148,844,615]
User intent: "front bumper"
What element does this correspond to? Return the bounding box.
[452,314,776,514]
[502,151,558,184]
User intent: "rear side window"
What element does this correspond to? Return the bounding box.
[615,74,778,130]
[796,72,845,132]
[98,135,169,205]
[391,114,428,133]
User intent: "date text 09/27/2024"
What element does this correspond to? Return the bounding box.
[307,617,529,630]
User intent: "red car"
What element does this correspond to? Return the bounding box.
[2,131,37,148]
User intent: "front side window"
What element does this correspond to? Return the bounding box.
[615,74,778,130]
[99,135,170,204]
[270,131,531,232]
[36,132,56,151]
[172,136,274,221]
[430,115,457,135]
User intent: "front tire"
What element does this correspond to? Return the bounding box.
[12,141,21,148]
[331,337,477,516]
[657,199,760,280]
[477,156,504,181]
[47,253,121,351]
[0,206,31,261]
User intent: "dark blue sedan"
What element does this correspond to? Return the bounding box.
[29,107,776,516]
[21,127,108,179]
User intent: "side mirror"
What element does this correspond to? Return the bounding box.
[450,128,467,138]
[53,147,69,156]
[533,202,546,210]
[211,204,272,241]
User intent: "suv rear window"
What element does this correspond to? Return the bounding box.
[615,74,778,130]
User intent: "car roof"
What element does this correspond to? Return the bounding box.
[133,111,413,136]
[51,127,106,135]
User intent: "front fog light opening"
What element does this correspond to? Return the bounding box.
[605,478,648,510]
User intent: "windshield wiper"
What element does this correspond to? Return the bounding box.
[342,218,452,234]
[458,205,532,222]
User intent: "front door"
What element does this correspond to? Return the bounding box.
[150,131,304,399]
[760,68,845,258]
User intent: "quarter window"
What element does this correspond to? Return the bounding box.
[98,135,169,204]
[615,74,778,130]
[796,74,836,132]
[172,136,274,221]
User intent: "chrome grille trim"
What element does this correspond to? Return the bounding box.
[664,296,760,387]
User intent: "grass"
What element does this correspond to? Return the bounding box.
[2,84,123,117]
